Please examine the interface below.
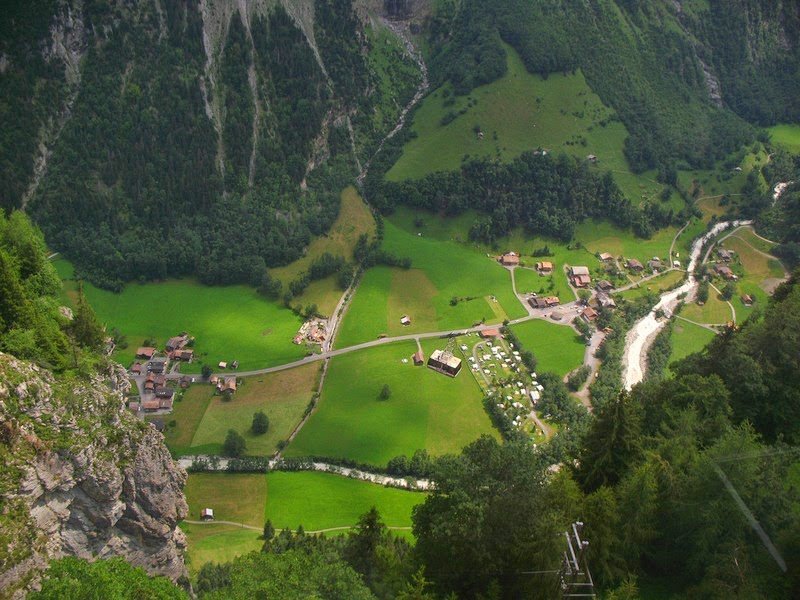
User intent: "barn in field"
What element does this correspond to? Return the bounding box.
[428,349,462,377]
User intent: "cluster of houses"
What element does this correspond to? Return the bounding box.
[712,247,738,281]
[293,318,328,345]
[529,295,560,309]
[131,334,194,376]
[497,252,554,277]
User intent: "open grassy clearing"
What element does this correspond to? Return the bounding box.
[286,339,496,466]
[677,145,769,202]
[190,363,320,456]
[667,320,716,373]
[767,124,800,154]
[615,270,685,301]
[55,263,307,372]
[681,291,732,325]
[509,320,585,378]
[386,43,676,206]
[337,219,526,347]
[185,473,267,526]
[269,186,376,316]
[181,523,262,574]
[265,471,424,531]
[157,385,215,456]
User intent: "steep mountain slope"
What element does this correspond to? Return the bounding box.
[0,0,419,289]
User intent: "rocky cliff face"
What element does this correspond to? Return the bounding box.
[0,353,187,597]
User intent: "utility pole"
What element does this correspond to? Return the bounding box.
[556,522,596,598]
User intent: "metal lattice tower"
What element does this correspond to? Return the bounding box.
[556,522,596,598]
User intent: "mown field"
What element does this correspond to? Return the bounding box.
[269,186,376,316]
[767,124,800,153]
[615,270,685,301]
[386,42,677,207]
[508,320,585,377]
[681,291,733,325]
[160,364,320,457]
[667,319,716,373]
[285,339,497,466]
[182,471,425,572]
[336,219,527,347]
[54,259,306,371]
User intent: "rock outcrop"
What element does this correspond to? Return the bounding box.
[0,354,187,597]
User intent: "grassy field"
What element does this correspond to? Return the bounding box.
[615,270,685,301]
[681,292,733,325]
[269,187,376,316]
[286,339,497,466]
[181,523,262,573]
[668,319,716,372]
[336,219,527,347]
[508,320,585,377]
[185,473,267,526]
[265,471,425,531]
[767,124,800,153]
[720,227,786,321]
[185,364,321,456]
[386,43,676,206]
[54,262,307,372]
[159,385,215,456]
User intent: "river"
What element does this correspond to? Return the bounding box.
[621,219,752,390]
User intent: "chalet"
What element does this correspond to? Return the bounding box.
[581,307,599,323]
[412,350,425,366]
[220,377,237,393]
[158,396,174,411]
[536,261,554,273]
[714,264,736,280]
[598,252,613,262]
[597,293,617,309]
[499,252,520,266]
[201,508,214,521]
[400,315,411,326]
[570,266,591,288]
[717,248,733,262]
[142,398,161,412]
[155,386,174,400]
[136,347,157,360]
[144,373,156,392]
[529,297,547,309]
[428,349,462,377]
[545,296,560,307]
[166,334,189,352]
[172,349,194,362]
[147,357,169,374]
[626,259,644,272]
[741,294,754,306]
[480,329,501,339]
[648,259,662,271]
[596,280,614,292]
[209,375,220,386]
[131,362,143,375]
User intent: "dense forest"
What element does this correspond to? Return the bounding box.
[426,0,799,173]
[369,151,690,242]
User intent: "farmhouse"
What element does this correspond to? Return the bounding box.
[626,259,644,272]
[136,347,157,360]
[412,350,425,366]
[155,386,174,400]
[741,294,754,306]
[717,248,733,262]
[714,264,736,280]
[499,251,520,266]
[596,280,614,292]
[597,293,617,309]
[648,259,662,271]
[536,261,553,273]
[529,296,560,309]
[142,398,161,412]
[166,334,189,352]
[570,266,591,288]
[147,357,169,374]
[581,307,599,323]
[480,329,501,339]
[131,362,143,375]
[220,377,237,393]
[172,349,194,362]
[598,252,613,262]
[428,349,462,377]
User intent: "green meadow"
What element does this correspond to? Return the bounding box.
[182,471,426,571]
[615,270,685,301]
[668,320,716,373]
[509,320,585,377]
[286,339,497,466]
[386,42,676,206]
[681,291,733,325]
[264,471,424,532]
[767,124,800,154]
[336,219,527,347]
[55,260,306,371]
[160,364,320,457]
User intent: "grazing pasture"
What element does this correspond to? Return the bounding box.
[508,320,585,377]
[767,124,800,153]
[668,320,716,372]
[285,339,496,466]
[181,524,262,574]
